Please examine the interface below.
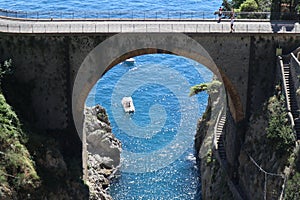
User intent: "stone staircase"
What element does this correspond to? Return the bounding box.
[294,119,300,140]
[282,63,300,140]
[215,113,227,161]
[214,111,245,200]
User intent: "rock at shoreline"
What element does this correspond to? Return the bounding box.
[84,105,122,200]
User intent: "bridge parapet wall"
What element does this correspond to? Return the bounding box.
[1,17,300,34]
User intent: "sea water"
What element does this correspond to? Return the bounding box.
[0,0,221,16]
[86,54,213,199]
[0,1,219,199]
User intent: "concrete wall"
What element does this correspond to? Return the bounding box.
[0,32,298,134]
[0,33,250,130]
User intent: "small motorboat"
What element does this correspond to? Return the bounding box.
[121,97,135,113]
[124,58,135,66]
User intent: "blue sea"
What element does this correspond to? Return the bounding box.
[0,0,221,14]
[86,55,213,199]
[0,1,219,199]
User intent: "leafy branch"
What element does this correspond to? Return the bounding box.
[189,80,222,97]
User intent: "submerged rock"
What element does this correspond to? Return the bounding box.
[84,105,122,200]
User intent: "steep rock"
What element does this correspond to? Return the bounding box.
[84,105,122,200]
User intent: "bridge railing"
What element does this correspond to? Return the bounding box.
[0,9,271,20]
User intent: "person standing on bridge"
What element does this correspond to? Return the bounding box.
[230,10,235,33]
[230,16,235,32]
[230,9,235,33]
[218,7,222,23]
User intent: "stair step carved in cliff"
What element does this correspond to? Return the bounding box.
[283,64,300,140]
[216,114,227,160]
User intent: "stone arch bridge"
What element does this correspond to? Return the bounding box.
[0,16,299,145]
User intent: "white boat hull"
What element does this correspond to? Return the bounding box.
[122,97,135,113]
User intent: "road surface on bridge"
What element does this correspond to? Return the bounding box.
[0,17,299,33]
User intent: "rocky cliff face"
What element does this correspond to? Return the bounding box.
[196,57,299,199]
[237,103,290,199]
[195,84,234,200]
[195,93,293,200]
[84,105,122,200]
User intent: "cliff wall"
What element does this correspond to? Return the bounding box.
[84,105,122,200]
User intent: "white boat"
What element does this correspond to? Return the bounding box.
[124,58,135,65]
[121,97,135,113]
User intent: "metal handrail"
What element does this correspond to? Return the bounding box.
[0,9,271,20]
[213,107,224,150]
[278,56,295,129]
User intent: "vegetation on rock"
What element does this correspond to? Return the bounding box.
[0,59,12,88]
[222,0,299,20]
[285,171,300,199]
[1,59,88,199]
[222,0,271,12]
[189,80,222,97]
[284,145,300,199]
[266,95,295,155]
[0,93,41,197]
[0,59,40,198]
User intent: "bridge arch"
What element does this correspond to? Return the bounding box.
[72,33,242,138]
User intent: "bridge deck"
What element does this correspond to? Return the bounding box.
[0,17,299,34]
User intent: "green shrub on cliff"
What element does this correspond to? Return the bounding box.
[284,172,300,199]
[0,59,12,88]
[284,146,300,199]
[239,0,258,12]
[189,80,222,97]
[0,93,40,197]
[266,95,295,155]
